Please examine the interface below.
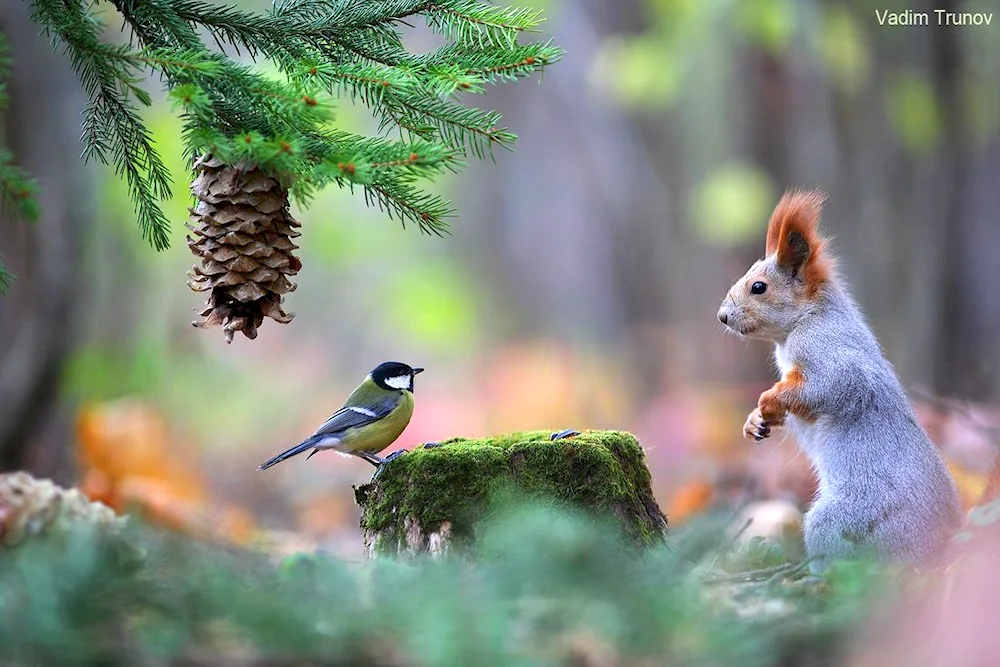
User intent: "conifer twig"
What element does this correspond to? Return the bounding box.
[17,0,562,254]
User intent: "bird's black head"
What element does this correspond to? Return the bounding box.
[370,361,424,392]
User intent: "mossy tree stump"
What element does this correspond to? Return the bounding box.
[354,430,667,558]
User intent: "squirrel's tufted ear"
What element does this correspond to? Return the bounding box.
[765,189,831,293]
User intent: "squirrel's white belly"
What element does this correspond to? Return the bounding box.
[785,414,842,510]
[784,413,834,476]
[774,343,829,456]
[774,343,821,451]
[774,343,794,375]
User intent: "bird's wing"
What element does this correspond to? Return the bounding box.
[257,394,401,471]
[311,395,399,438]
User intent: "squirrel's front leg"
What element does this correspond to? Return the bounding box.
[743,407,781,441]
[744,367,813,441]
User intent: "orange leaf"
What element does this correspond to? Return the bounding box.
[75,400,255,545]
[947,460,992,511]
[76,400,206,504]
[118,477,255,545]
[980,457,1000,504]
[666,478,715,524]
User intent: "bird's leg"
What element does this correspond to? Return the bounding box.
[423,442,444,449]
[550,429,581,441]
[363,448,408,468]
[356,450,384,467]
[380,449,408,463]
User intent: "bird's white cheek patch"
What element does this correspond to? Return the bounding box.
[348,406,378,417]
[384,375,411,390]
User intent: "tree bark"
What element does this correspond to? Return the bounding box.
[927,0,997,401]
[0,4,90,480]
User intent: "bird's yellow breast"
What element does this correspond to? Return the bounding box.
[338,391,414,454]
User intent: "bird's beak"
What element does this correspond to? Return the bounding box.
[412,367,425,375]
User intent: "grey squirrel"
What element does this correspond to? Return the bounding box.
[717,189,962,571]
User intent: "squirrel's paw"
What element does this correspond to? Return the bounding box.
[743,408,779,442]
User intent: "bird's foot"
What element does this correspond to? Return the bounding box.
[550,429,581,441]
[422,441,444,449]
[370,449,408,481]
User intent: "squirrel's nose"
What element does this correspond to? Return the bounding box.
[717,307,729,325]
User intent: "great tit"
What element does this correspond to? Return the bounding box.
[257,361,423,471]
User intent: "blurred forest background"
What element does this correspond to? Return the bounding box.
[1,0,999,556]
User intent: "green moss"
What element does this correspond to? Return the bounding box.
[356,430,667,556]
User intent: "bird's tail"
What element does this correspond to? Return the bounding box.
[257,435,324,471]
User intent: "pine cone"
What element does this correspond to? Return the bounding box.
[187,155,302,343]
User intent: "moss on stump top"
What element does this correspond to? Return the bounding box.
[355,430,667,558]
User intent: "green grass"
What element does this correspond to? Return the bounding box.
[0,502,884,666]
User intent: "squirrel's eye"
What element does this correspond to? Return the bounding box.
[750,281,767,295]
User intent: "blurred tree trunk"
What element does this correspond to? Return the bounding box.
[955,147,1000,401]
[926,0,998,401]
[457,0,719,393]
[728,48,794,386]
[455,0,652,345]
[0,4,90,480]
[457,0,1000,403]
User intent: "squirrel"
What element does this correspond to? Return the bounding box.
[717,189,962,571]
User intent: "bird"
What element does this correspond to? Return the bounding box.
[257,361,423,471]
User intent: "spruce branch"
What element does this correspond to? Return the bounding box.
[31,0,174,250]
[0,150,40,223]
[0,33,42,294]
[384,95,515,159]
[424,1,542,47]
[364,179,453,236]
[23,0,561,251]
[0,39,40,224]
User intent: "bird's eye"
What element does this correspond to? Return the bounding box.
[750,281,767,295]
